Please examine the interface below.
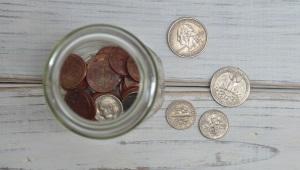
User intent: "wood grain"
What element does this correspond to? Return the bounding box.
[0,85,300,169]
[1,0,300,87]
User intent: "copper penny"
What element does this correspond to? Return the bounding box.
[127,57,140,82]
[121,86,139,100]
[86,54,121,92]
[60,54,86,90]
[76,77,89,90]
[123,76,139,90]
[64,90,96,120]
[108,47,129,76]
[96,46,115,55]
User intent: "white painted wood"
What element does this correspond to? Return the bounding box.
[1,0,300,86]
[0,85,300,169]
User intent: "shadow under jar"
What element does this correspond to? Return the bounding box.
[43,24,164,139]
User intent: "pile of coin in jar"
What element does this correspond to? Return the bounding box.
[59,47,139,121]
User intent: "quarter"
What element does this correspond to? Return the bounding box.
[167,17,207,57]
[198,109,229,140]
[165,100,196,130]
[210,66,250,107]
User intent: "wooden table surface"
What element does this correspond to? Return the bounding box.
[1,0,300,169]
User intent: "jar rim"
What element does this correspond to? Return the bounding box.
[43,24,159,139]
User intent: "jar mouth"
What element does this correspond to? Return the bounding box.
[43,24,159,138]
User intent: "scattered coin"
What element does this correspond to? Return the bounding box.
[108,47,129,76]
[210,66,250,107]
[198,109,229,140]
[127,57,140,82]
[165,100,196,130]
[64,90,96,120]
[167,17,207,57]
[60,54,87,90]
[86,53,121,92]
[94,94,123,121]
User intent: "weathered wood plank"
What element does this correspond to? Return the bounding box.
[1,0,300,86]
[0,85,300,169]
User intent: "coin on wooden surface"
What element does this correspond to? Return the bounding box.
[60,54,87,90]
[86,54,121,93]
[94,94,123,121]
[165,100,196,130]
[167,17,207,57]
[64,90,96,120]
[127,57,140,82]
[210,66,250,107]
[108,47,129,76]
[198,109,229,140]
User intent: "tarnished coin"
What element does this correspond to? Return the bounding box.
[64,90,96,120]
[86,54,121,92]
[122,92,137,111]
[109,47,129,76]
[210,66,250,107]
[94,94,123,121]
[127,57,140,82]
[167,17,207,57]
[122,77,139,91]
[96,46,115,55]
[60,54,87,90]
[121,86,139,100]
[198,110,229,139]
[165,100,196,130]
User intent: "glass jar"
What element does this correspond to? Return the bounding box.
[43,24,164,139]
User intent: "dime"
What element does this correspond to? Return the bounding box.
[165,100,196,130]
[86,53,121,92]
[60,54,87,90]
[94,94,123,121]
[64,90,96,120]
[127,57,140,82]
[122,92,137,111]
[198,110,229,139]
[167,17,207,57]
[108,47,129,76]
[210,66,250,107]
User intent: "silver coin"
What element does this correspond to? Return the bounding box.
[167,17,207,57]
[94,94,123,121]
[165,100,196,130]
[198,109,229,140]
[210,66,250,107]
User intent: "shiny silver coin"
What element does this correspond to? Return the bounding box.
[165,100,196,130]
[198,109,229,140]
[210,66,250,107]
[94,94,123,121]
[167,17,207,57]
